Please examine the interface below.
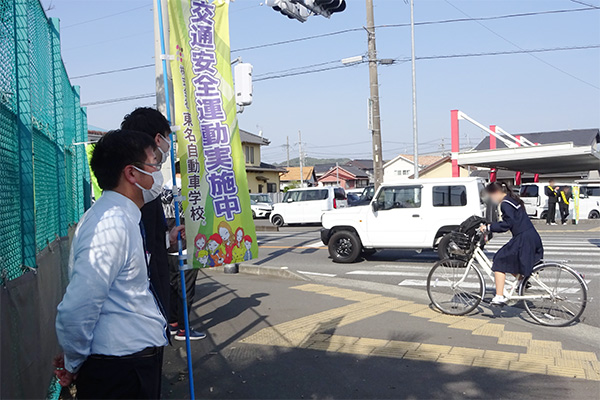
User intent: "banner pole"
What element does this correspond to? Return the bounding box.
[156,0,196,398]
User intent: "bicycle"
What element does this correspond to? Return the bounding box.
[426,229,588,327]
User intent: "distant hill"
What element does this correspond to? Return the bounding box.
[275,157,351,168]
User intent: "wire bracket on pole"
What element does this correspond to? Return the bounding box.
[160,54,175,60]
[170,125,181,132]
[174,195,185,202]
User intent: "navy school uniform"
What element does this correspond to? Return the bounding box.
[489,197,544,277]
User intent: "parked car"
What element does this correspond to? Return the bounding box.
[250,199,272,219]
[270,187,348,227]
[349,185,374,207]
[577,181,600,219]
[320,178,487,263]
[520,182,573,220]
[347,192,361,205]
[250,193,274,207]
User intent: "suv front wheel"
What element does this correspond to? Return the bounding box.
[329,231,361,263]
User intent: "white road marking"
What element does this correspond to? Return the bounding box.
[307,241,325,248]
[347,270,425,277]
[297,270,337,277]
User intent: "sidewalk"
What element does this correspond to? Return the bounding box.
[162,269,600,399]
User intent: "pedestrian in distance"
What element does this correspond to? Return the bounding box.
[558,186,572,225]
[480,182,544,306]
[54,130,169,399]
[545,179,559,225]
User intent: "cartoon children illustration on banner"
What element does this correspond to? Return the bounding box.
[193,221,253,268]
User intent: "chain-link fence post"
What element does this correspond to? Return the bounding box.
[15,0,36,269]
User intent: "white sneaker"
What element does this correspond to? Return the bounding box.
[491,295,508,306]
[550,222,557,226]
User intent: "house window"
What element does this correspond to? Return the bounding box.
[244,146,254,164]
[258,184,264,193]
[403,170,410,175]
[267,183,276,193]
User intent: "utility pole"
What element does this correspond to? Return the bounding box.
[365,0,384,190]
[286,136,290,168]
[298,130,304,187]
[410,0,419,179]
[336,162,339,185]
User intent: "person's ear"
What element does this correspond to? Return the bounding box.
[122,165,138,185]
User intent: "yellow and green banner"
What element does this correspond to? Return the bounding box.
[168,0,257,268]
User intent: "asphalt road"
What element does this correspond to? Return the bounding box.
[163,269,600,399]
[250,220,600,328]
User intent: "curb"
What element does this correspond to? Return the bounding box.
[238,263,309,281]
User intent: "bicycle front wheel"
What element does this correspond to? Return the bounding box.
[427,259,484,315]
[521,263,588,327]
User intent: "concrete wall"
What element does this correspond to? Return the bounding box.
[247,170,280,193]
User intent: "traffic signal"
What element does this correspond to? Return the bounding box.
[265,0,346,22]
[265,0,311,22]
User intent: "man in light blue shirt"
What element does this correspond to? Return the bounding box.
[55,129,168,399]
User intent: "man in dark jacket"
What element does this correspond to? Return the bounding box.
[121,108,178,315]
[544,179,559,225]
[558,186,572,225]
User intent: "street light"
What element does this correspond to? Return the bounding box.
[341,55,364,65]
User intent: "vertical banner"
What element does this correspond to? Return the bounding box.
[169,0,258,268]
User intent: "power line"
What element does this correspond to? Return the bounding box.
[254,59,345,78]
[253,45,598,83]
[254,63,363,82]
[570,0,600,9]
[444,0,599,89]
[71,64,154,80]
[81,44,598,104]
[82,93,155,107]
[416,44,600,60]
[231,6,597,53]
[62,4,149,29]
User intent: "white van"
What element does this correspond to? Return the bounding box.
[520,182,573,220]
[578,183,600,219]
[270,187,347,226]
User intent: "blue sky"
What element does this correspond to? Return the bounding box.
[42,0,599,163]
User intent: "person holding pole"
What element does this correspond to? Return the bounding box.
[558,186,572,225]
[121,107,206,341]
[545,179,559,225]
[54,130,169,398]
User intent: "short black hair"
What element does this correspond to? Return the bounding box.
[90,129,156,190]
[121,107,170,138]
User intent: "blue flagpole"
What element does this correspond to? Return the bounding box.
[156,0,196,398]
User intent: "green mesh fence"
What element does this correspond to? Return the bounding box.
[0,0,89,284]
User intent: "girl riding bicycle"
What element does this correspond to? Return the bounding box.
[481,182,544,306]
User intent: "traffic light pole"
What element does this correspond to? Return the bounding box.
[365,0,383,190]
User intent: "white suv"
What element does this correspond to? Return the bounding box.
[320,178,487,263]
[271,187,348,227]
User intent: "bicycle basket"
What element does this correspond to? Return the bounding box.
[448,231,472,256]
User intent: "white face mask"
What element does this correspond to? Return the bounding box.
[157,134,171,164]
[133,166,164,203]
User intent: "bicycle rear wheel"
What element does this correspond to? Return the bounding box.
[427,259,484,315]
[521,263,587,327]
